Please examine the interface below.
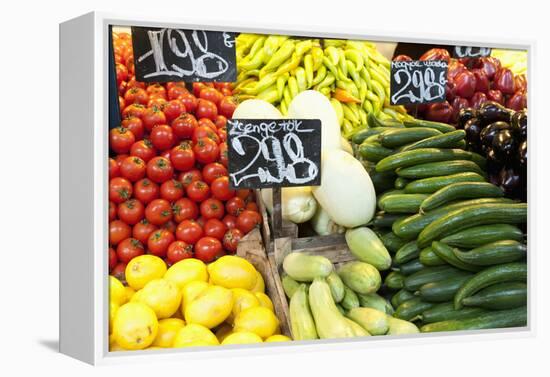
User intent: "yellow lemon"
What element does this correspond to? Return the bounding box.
[251,271,265,293]
[265,334,291,342]
[110,276,127,305]
[180,280,209,314]
[164,258,208,290]
[214,323,233,343]
[254,292,274,312]
[221,332,263,345]
[185,285,233,329]
[124,286,136,302]
[227,288,259,324]
[126,255,167,290]
[208,256,258,290]
[132,279,181,319]
[152,318,185,348]
[234,306,279,339]
[113,302,158,350]
[109,300,119,333]
[173,324,219,348]
[109,341,126,352]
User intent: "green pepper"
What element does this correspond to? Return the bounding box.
[261,40,295,73]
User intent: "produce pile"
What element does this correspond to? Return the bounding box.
[234,34,410,138]
[491,49,527,76]
[394,48,527,124]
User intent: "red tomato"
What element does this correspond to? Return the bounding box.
[223,228,243,253]
[111,262,127,283]
[121,117,144,140]
[200,198,225,220]
[214,115,227,129]
[127,78,146,91]
[211,176,235,201]
[133,178,159,204]
[195,99,218,121]
[170,142,195,172]
[122,103,146,120]
[166,241,193,264]
[109,201,117,221]
[219,142,228,167]
[117,199,145,225]
[173,198,199,223]
[109,247,118,271]
[217,127,227,143]
[142,107,167,132]
[246,202,259,212]
[109,177,133,204]
[214,82,232,91]
[218,96,237,118]
[198,118,217,131]
[160,179,184,202]
[195,216,206,228]
[161,219,177,234]
[194,236,223,263]
[115,154,129,167]
[236,189,252,201]
[119,156,146,182]
[199,87,224,105]
[109,158,120,179]
[202,163,228,184]
[110,127,135,154]
[147,229,174,257]
[119,96,126,112]
[117,238,145,263]
[130,139,157,162]
[148,97,168,110]
[171,113,197,140]
[204,218,227,240]
[193,82,208,97]
[178,93,198,113]
[150,124,175,151]
[160,149,171,161]
[186,180,210,202]
[193,125,220,144]
[222,214,237,230]
[163,99,186,123]
[124,88,149,106]
[116,63,128,85]
[146,83,167,98]
[175,220,204,244]
[132,219,158,245]
[146,156,174,183]
[167,85,189,101]
[237,210,262,234]
[193,138,219,164]
[109,220,131,246]
[225,197,246,217]
[145,199,173,225]
[179,169,203,189]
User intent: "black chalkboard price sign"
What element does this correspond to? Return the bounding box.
[390,60,448,105]
[131,27,237,83]
[227,119,322,189]
[453,46,492,58]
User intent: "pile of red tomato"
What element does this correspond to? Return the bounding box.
[109,32,262,281]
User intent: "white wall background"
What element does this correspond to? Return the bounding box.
[0,0,548,375]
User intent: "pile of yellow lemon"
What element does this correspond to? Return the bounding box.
[109,255,291,351]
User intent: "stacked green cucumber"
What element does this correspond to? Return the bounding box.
[355,115,528,333]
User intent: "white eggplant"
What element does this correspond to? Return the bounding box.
[232,99,283,119]
[310,206,346,236]
[261,187,317,224]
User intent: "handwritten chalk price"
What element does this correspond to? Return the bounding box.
[390,60,448,105]
[227,119,322,189]
[454,46,491,58]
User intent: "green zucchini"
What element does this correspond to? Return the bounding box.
[357,292,394,315]
[380,231,407,253]
[385,271,405,290]
[376,148,485,173]
[396,160,485,179]
[370,212,407,229]
[359,142,395,162]
[418,274,473,303]
[419,247,446,266]
[404,172,485,194]
[421,302,489,323]
[420,182,504,212]
[452,240,527,266]
[454,262,527,309]
[462,282,527,310]
[420,306,527,332]
[378,127,442,148]
[379,194,429,214]
[399,259,424,276]
[391,289,416,308]
[417,203,527,249]
[400,130,466,152]
[440,224,524,248]
[282,274,301,298]
[431,241,483,272]
[326,272,345,303]
[403,119,456,133]
[341,285,360,310]
[345,227,392,271]
[395,241,420,265]
[403,265,470,292]
[394,177,410,189]
[394,297,435,321]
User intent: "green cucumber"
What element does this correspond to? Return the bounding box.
[378,127,442,148]
[440,224,524,248]
[421,302,489,323]
[341,285,360,310]
[376,148,485,173]
[420,182,504,212]
[394,297,435,321]
[377,189,404,210]
[352,127,394,145]
[420,306,527,332]
[454,262,527,309]
[370,212,407,229]
[391,289,416,308]
[396,160,485,179]
[452,240,527,266]
[418,274,474,303]
[385,271,405,290]
[403,119,456,133]
[379,194,429,214]
[462,282,527,310]
[394,177,410,189]
[399,259,424,276]
[370,171,397,193]
[419,247,446,266]
[431,241,483,272]
[380,231,407,253]
[400,130,466,152]
[404,172,485,194]
[417,203,527,249]
[403,265,470,292]
[357,292,394,315]
[359,142,395,162]
[395,241,420,265]
[392,198,514,240]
